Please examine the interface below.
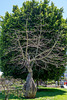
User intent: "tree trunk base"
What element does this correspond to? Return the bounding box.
[23,73,37,98]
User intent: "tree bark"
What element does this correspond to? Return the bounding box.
[36,80,39,89]
[5,95,8,100]
[23,72,37,98]
[44,81,47,87]
[39,79,42,85]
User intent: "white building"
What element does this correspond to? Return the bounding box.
[0,71,3,76]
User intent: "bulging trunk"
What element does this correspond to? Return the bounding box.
[23,72,37,98]
[5,95,8,100]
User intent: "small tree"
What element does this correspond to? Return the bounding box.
[0,77,23,100]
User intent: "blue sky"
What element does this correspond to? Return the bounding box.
[0,0,67,19]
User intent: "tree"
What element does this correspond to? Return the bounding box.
[0,17,2,71]
[0,0,66,98]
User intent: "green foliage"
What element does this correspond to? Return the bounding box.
[0,0,66,81]
[47,64,65,81]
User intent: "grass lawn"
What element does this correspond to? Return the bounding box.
[0,86,67,100]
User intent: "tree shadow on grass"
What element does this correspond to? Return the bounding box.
[22,87,66,99]
[36,87,66,98]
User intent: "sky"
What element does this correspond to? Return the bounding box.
[0,0,67,19]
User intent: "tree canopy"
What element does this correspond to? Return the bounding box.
[0,0,66,81]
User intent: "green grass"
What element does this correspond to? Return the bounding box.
[0,86,67,100]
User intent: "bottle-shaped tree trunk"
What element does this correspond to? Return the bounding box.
[23,67,37,98]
